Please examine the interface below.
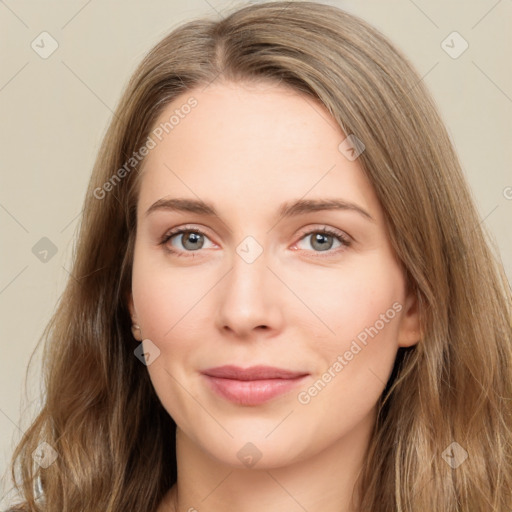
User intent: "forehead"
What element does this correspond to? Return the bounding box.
[136,81,380,222]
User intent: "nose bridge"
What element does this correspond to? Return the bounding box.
[228,241,270,309]
[231,244,267,297]
[216,237,281,335]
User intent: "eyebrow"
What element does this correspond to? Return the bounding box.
[145,197,374,222]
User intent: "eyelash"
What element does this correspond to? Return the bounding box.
[159,226,352,258]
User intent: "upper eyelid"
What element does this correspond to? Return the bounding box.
[163,225,215,241]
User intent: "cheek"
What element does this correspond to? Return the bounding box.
[294,294,403,448]
[131,249,209,426]
[131,247,214,341]
[328,280,403,355]
[297,257,405,399]
[293,255,405,351]
[130,248,215,398]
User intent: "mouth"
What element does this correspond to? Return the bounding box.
[201,365,309,406]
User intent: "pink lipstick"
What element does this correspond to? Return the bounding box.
[202,365,309,406]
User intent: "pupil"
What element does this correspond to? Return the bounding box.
[184,232,203,250]
[312,233,332,251]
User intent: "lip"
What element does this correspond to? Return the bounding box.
[202,365,309,406]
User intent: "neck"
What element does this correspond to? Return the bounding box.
[161,408,375,512]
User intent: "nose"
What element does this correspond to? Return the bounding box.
[215,248,284,339]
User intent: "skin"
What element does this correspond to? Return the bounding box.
[128,81,420,512]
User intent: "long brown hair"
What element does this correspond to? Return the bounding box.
[7,2,512,510]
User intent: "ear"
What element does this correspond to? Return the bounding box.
[397,288,421,348]
[127,292,137,323]
[127,293,143,341]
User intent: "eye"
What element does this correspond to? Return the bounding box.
[294,227,351,255]
[160,226,216,256]
[159,225,351,258]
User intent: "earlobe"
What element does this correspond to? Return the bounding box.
[397,289,422,348]
[131,323,142,341]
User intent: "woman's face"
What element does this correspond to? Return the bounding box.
[129,81,419,468]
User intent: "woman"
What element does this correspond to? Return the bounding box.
[7,1,512,511]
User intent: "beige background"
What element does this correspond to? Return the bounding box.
[1,0,511,505]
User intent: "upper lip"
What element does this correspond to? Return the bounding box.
[202,365,309,381]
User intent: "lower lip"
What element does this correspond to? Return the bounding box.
[203,375,308,406]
